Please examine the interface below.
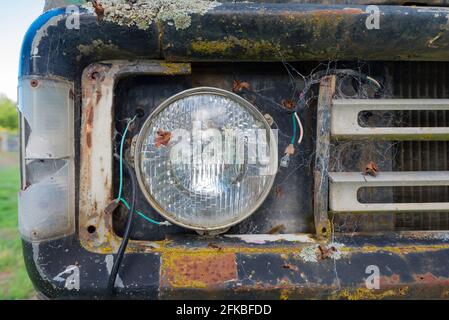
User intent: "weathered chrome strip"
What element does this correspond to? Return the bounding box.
[329,171,449,213]
[331,99,449,140]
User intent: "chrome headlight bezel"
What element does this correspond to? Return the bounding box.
[134,87,278,232]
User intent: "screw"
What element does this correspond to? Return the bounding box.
[30,79,38,87]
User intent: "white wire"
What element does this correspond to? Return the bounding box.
[366,76,382,90]
[294,112,304,144]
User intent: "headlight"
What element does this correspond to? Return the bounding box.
[135,87,277,232]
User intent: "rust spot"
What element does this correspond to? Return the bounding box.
[85,105,94,148]
[86,103,94,125]
[161,252,237,289]
[69,88,75,100]
[318,244,336,260]
[413,273,449,285]
[207,243,223,251]
[95,89,103,105]
[232,80,250,93]
[282,99,296,110]
[274,186,284,199]
[86,133,92,149]
[155,130,172,148]
[380,274,401,286]
[91,0,105,21]
[268,224,285,234]
[363,161,379,177]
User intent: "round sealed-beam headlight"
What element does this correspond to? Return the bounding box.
[135,87,278,232]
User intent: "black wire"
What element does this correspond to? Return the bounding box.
[107,154,137,298]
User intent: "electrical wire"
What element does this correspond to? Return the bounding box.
[366,76,382,89]
[117,115,137,202]
[108,153,137,297]
[107,115,171,297]
[119,198,167,225]
[290,112,297,145]
[116,116,169,226]
[236,68,382,114]
[294,112,304,144]
[296,69,383,112]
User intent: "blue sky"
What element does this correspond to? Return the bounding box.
[0,1,45,101]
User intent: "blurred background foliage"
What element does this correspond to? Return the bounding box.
[0,95,18,133]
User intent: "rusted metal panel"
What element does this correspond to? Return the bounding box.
[162,4,449,62]
[160,252,238,289]
[21,231,449,299]
[36,4,449,64]
[23,5,449,81]
[20,4,449,300]
[79,61,191,253]
[43,0,449,12]
[313,76,336,238]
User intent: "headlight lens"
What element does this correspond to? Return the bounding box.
[135,87,277,232]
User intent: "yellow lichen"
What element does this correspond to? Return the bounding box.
[354,244,449,255]
[159,62,192,75]
[279,289,293,300]
[190,36,294,59]
[334,288,404,300]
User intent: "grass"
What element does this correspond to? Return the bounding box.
[0,165,34,300]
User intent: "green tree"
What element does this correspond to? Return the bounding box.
[0,95,18,132]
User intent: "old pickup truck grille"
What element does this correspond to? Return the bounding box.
[110,61,449,238]
[331,62,449,232]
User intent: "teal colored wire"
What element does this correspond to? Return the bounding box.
[119,198,162,225]
[117,116,137,201]
[117,116,163,226]
[291,113,297,145]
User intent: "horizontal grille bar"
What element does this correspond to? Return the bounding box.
[331,99,449,140]
[329,171,449,213]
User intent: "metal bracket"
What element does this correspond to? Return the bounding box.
[313,75,336,238]
[79,60,191,253]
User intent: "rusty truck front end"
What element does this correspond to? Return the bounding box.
[18,0,449,299]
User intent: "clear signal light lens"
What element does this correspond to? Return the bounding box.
[135,87,278,232]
